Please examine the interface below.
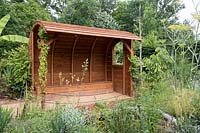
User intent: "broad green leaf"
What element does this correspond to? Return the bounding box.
[0,35,28,43]
[0,14,10,35]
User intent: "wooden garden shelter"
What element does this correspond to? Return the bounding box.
[29,21,141,97]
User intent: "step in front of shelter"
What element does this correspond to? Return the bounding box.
[44,91,131,110]
[46,81,113,94]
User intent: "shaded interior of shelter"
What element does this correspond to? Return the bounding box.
[32,24,133,97]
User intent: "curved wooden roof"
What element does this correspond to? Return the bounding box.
[33,21,141,41]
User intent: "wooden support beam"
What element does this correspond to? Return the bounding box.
[122,43,126,95]
[130,40,134,96]
[112,45,114,86]
[89,37,97,82]
[51,40,56,85]
[31,31,35,87]
[47,38,56,45]
[105,39,113,81]
[121,39,132,54]
[71,35,80,76]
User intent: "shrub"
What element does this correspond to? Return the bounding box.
[0,106,12,133]
[0,44,31,98]
[51,106,86,133]
[89,102,111,132]
[105,102,162,133]
[143,47,173,88]
[6,114,51,133]
[165,89,198,117]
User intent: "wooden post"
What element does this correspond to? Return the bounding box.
[122,41,126,95]
[112,44,114,88]
[31,31,35,88]
[130,40,134,96]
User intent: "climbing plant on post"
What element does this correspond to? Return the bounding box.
[37,26,49,110]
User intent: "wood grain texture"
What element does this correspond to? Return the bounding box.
[30,21,140,97]
[72,35,80,76]
[51,40,56,85]
[46,81,113,94]
[89,38,97,82]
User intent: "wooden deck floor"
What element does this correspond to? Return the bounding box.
[45,91,130,108]
[1,88,131,116]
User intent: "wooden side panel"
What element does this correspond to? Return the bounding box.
[113,65,123,93]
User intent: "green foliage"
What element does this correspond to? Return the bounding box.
[176,115,200,133]
[59,0,119,30]
[0,14,28,43]
[89,102,111,132]
[59,0,100,26]
[99,0,117,14]
[129,56,140,91]
[0,14,10,35]
[0,35,28,44]
[0,45,31,98]
[2,0,51,37]
[0,106,12,133]
[38,26,48,40]
[6,111,51,132]
[113,42,123,65]
[6,100,51,132]
[143,31,166,48]
[37,27,50,93]
[94,11,120,29]
[112,0,184,35]
[51,106,86,133]
[38,42,50,93]
[104,102,161,133]
[144,47,173,83]
[81,58,89,83]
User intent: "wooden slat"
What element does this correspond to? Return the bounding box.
[46,82,113,94]
[51,40,56,85]
[71,35,80,76]
[123,44,126,95]
[112,45,114,86]
[105,39,113,81]
[89,38,97,82]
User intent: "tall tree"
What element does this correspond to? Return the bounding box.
[59,0,100,26]
[36,0,67,17]
[1,0,51,37]
[112,0,184,37]
[99,0,117,14]
[93,11,120,29]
